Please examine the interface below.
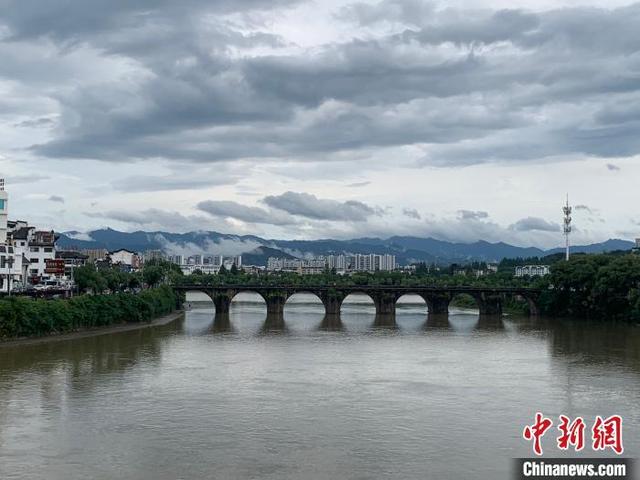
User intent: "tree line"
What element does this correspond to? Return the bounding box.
[0,285,182,339]
[177,252,640,321]
[73,259,183,293]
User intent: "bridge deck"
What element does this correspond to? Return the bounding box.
[174,284,540,294]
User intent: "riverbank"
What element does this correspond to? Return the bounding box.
[0,309,184,347]
[0,285,182,341]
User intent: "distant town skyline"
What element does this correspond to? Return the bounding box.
[1,0,639,248]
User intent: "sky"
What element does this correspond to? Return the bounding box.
[1,0,639,248]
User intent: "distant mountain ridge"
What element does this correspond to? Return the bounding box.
[57,228,635,266]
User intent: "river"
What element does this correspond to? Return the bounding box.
[1,293,639,479]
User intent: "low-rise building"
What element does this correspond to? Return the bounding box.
[81,248,109,263]
[27,230,58,280]
[181,264,220,275]
[109,249,141,270]
[56,250,89,278]
[0,244,29,292]
[515,265,550,277]
[143,250,165,263]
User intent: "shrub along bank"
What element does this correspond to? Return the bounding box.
[0,285,182,340]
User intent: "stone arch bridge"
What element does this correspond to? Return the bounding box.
[173,285,541,317]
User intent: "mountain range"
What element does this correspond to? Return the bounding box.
[57,228,636,266]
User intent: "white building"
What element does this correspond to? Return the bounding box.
[181,264,220,275]
[109,248,142,270]
[169,254,185,266]
[109,249,138,267]
[326,254,350,272]
[143,249,165,263]
[26,230,57,279]
[353,253,396,272]
[0,180,30,291]
[0,244,29,292]
[266,257,324,274]
[515,265,550,277]
[0,179,7,244]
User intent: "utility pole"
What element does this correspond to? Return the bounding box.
[563,194,572,261]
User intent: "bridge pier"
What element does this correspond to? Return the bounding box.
[476,293,503,316]
[371,292,398,316]
[212,293,232,315]
[423,293,450,315]
[264,292,288,316]
[524,295,540,316]
[318,291,346,317]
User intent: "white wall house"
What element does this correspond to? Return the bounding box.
[0,179,7,244]
[26,231,57,278]
[515,265,550,277]
[109,249,137,266]
[0,244,28,292]
[0,179,31,291]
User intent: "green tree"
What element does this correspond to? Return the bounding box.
[143,265,164,287]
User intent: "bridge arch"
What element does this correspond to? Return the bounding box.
[340,291,376,315]
[449,292,481,313]
[283,292,326,316]
[183,290,215,310]
[396,293,429,315]
[229,290,270,314]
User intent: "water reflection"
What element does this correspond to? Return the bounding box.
[318,314,344,331]
[210,312,234,334]
[2,301,639,480]
[0,319,180,380]
[261,313,288,334]
[372,313,399,330]
[424,313,450,330]
[548,319,640,372]
[475,314,505,332]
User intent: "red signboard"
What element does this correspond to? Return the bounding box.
[45,259,65,275]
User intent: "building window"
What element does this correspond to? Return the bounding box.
[0,199,5,210]
[30,246,40,252]
[44,247,53,253]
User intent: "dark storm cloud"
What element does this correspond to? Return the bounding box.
[85,208,218,231]
[402,208,421,220]
[575,204,594,214]
[13,117,55,128]
[457,210,489,221]
[0,0,301,41]
[263,191,378,222]
[510,217,560,232]
[338,0,435,27]
[197,200,297,226]
[112,171,240,193]
[3,0,640,167]
[606,163,621,171]
[49,195,64,203]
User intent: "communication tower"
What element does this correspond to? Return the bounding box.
[563,195,572,261]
